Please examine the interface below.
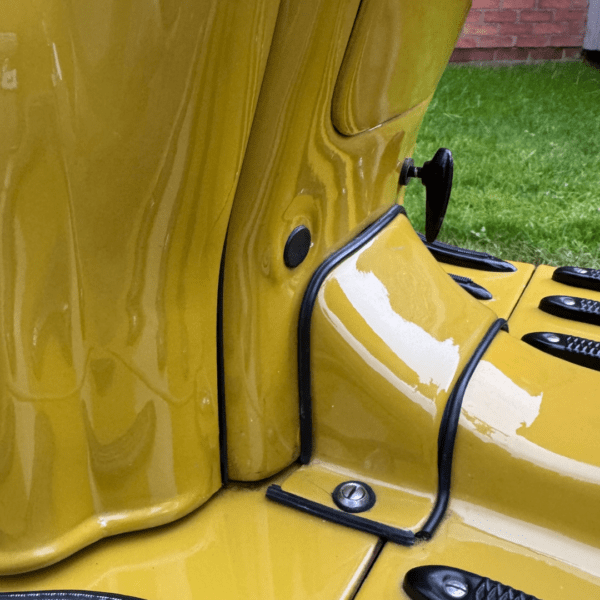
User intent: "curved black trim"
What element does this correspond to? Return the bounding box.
[266,484,415,546]
[298,204,406,464]
[417,318,506,540]
[217,243,228,485]
[0,593,145,600]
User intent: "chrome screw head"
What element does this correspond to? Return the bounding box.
[562,297,576,306]
[332,481,376,513]
[545,333,561,343]
[444,579,468,598]
[341,484,366,501]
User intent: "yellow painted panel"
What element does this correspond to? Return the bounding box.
[438,261,535,320]
[281,461,434,532]
[509,265,600,340]
[454,332,600,548]
[311,215,497,492]
[0,477,378,600]
[223,0,470,481]
[332,0,471,134]
[0,0,281,574]
[356,505,600,599]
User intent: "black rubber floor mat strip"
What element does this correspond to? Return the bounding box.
[0,593,145,600]
[539,295,600,326]
[522,332,600,372]
[449,273,492,300]
[266,485,415,546]
[417,318,506,540]
[418,233,516,272]
[298,204,406,464]
[553,266,600,292]
[404,565,541,600]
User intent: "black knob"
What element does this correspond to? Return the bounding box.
[284,225,311,268]
[399,148,453,243]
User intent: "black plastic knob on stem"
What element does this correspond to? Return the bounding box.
[399,148,454,243]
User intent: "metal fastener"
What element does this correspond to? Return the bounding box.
[342,484,366,501]
[332,481,376,513]
[574,267,588,274]
[562,297,576,306]
[444,579,469,599]
[545,333,561,343]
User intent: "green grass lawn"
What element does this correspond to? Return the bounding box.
[403,61,600,267]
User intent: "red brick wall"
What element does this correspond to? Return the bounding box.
[452,0,589,62]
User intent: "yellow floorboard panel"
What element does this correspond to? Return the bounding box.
[0,479,378,600]
[509,265,600,340]
[356,501,600,600]
[439,261,534,320]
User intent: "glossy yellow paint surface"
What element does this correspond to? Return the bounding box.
[223,0,468,481]
[311,214,497,492]
[356,505,600,600]
[2,0,595,592]
[281,461,434,532]
[0,0,280,574]
[332,0,470,134]
[0,473,379,600]
[509,265,600,340]
[438,261,535,319]
[453,330,600,548]
[272,226,600,588]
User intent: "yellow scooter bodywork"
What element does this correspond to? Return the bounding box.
[1,0,599,598]
[222,0,469,481]
[0,0,280,572]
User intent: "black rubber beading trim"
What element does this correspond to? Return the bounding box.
[298,204,405,464]
[417,317,506,540]
[217,242,228,485]
[266,484,415,546]
[0,593,145,600]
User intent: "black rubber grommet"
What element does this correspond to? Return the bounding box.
[284,225,312,268]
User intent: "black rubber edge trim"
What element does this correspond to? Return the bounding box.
[417,317,506,540]
[217,241,228,485]
[418,232,516,272]
[0,593,145,600]
[266,484,415,546]
[298,204,406,464]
